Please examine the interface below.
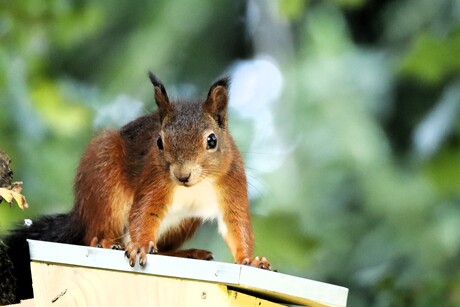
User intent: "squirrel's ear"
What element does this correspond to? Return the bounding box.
[148,72,172,119]
[204,77,230,128]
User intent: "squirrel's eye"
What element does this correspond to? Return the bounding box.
[207,133,218,150]
[157,136,164,150]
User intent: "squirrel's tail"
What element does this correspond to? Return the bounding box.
[1,213,84,303]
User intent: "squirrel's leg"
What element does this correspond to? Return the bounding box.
[156,217,213,260]
[125,190,171,267]
[220,204,271,269]
[217,173,272,270]
[159,248,213,260]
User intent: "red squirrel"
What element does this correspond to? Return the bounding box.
[74,72,271,269]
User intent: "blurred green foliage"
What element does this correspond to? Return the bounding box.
[1,0,460,306]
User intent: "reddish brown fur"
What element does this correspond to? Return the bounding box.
[216,150,254,263]
[71,73,270,269]
[74,130,134,248]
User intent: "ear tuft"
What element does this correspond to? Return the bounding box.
[148,72,172,120]
[207,77,230,95]
[205,76,230,128]
[148,72,167,96]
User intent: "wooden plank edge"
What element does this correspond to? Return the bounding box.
[27,240,348,306]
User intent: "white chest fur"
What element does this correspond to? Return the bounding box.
[157,180,226,239]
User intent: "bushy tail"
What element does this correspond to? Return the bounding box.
[0,240,16,305]
[1,213,84,303]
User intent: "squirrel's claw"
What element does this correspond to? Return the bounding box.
[239,256,272,270]
[125,241,158,267]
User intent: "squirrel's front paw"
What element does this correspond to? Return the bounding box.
[239,256,272,270]
[125,241,158,267]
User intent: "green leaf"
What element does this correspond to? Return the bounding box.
[401,28,460,83]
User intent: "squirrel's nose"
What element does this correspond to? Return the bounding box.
[171,163,197,185]
[175,173,191,183]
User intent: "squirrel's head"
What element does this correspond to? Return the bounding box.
[149,72,234,187]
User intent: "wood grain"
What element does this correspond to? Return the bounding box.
[30,262,285,307]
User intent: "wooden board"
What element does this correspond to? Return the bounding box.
[31,262,284,306]
[28,240,348,306]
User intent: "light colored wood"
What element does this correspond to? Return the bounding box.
[228,290,285,307]
[19,299,34,307]
[238,265,347,307]
[27,240,348,307]
[30,262,286,307]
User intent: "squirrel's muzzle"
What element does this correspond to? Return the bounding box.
[170,163,201,186]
